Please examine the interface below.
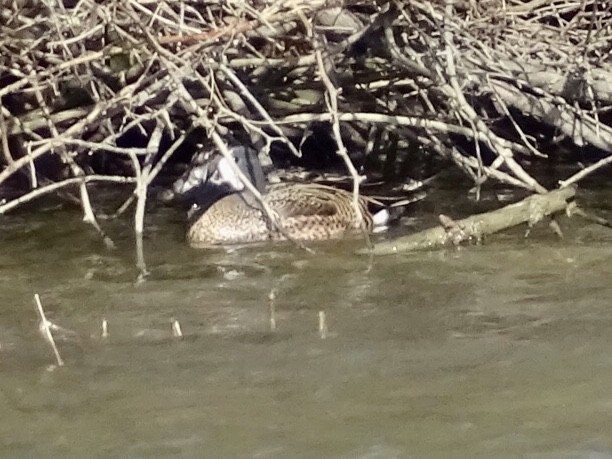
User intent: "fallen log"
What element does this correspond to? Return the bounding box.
[365,186,577,255]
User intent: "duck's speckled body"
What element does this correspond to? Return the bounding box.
[187,182,375,247]
[176,146,387,247]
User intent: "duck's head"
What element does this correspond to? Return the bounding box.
[172,145,267,217]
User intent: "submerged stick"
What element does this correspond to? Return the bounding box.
[366,186,576,255]
[135,230,149,283]
[34,294,64,367]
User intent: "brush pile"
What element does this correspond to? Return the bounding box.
[1,0,611,235]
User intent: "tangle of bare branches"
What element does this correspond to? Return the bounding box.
[0,0,611,244]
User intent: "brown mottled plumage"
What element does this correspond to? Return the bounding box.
[187,182,375,247]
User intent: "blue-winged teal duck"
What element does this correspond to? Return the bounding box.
[176,146,389,247]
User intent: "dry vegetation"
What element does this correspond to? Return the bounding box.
[1,0,611,244]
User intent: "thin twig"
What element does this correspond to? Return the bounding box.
[34,294,64,367]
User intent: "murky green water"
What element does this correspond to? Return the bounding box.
[2,187,612,458]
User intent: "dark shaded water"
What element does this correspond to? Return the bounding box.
[1,187,612,458]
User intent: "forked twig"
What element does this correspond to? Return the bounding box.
[34,294,64,367]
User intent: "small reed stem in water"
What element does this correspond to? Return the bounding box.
[171,319,183,338]
[101,319,109,339]
[318,311,328,339]
[268,288,277,331]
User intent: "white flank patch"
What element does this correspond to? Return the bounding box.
[372,208,390,227]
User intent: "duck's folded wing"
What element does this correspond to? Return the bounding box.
[266,184,348,218]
